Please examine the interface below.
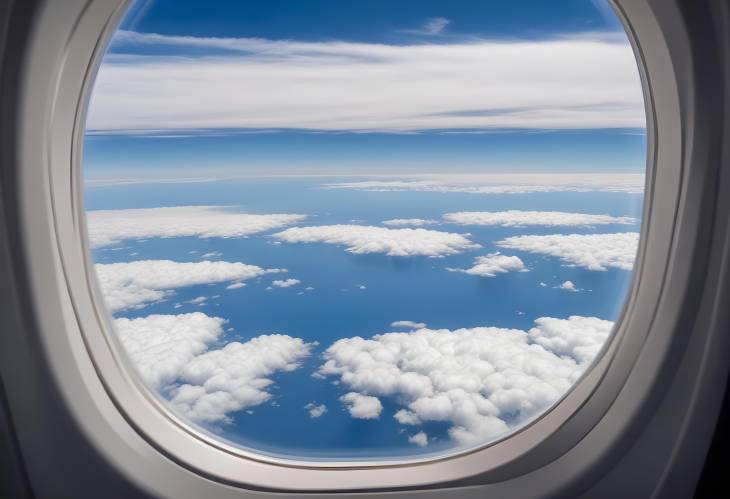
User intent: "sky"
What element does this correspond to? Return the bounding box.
[83,0,647,461]
[83,0,646,179]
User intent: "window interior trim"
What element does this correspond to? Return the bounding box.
[4,0,724,495]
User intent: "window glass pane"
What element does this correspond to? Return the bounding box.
[83,0,646,461]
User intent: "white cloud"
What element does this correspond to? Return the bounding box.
[200,251,222,259]
[391,321,427,330]
[443,210,637,227]
[95,259,282,312]
[408,431,429,447]
[322,173,645,195]
[382,218,439,227]
[89,32,643,132]
[171,334,314,423]
[226,282,246,290]
[271,278,301,288]
[423,17,450,35]
[447,252,527,277]
[339,392,383,420]
[114,312,225,390]
[497,232,639,271]
[305,403,327,419]
[319,316,613,445]
[86,206,306,248]
[273,224,479,257]
[394,409,421,425]
[559,280,578,292]
[528,316,613,364]
[401,17,451,36]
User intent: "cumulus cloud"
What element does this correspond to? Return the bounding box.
[497,232,639,271]
[171,334,314,423]
[116,313,314,423]
[319,316,614,445]
[114,312,225,390]
[226,282,246,290]
[528,316,612,364]
[305,403,328,419]
[443,210,637,227]
[271,278,301,288]
[559,280,578,292]
[390,321,427,330]
[89,32,643,133]
[447,252,527,277]
[382,219,439,227]
[95,259,282,312]
[394,409,422,425]
[408,431,429,447]
[339,392,383,420]
[273,225,479,257]
[321,173,645,195]
[86,206,306,248]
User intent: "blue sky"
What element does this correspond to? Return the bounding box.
[118,0,623,42]
[84,0,645,179]
[85,130,646,178]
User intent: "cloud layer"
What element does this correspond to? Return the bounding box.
[273,224,479,257]
[443,210,637,227]
[318,316,614,445]
[87,206,306,248]
[497,232,639,271]
[96,259,282,312]
[322,173,645,195]
[382,219,438,227]
[390,321,427,330]
[89,31,643,132]
[447,252,527,277]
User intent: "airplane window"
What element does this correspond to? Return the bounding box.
[82,0,646,462]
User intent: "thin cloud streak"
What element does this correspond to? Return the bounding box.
[89,31,644,133]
